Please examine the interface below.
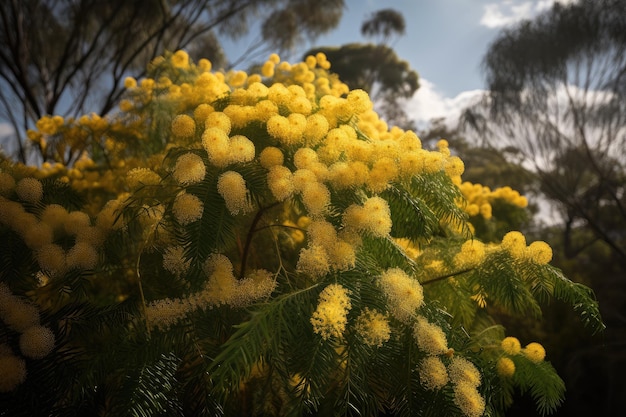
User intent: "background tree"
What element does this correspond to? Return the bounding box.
[304,9,419,129]
[463,0,626,270]
[0,0,345,164]
[461,1,626,414]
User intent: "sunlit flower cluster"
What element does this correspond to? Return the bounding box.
[146,254,275,331]
[217,170,252,215]
[523,342,546,363]
[418,356,449,390]
[496,357,516,378]
[310,283,351,340]
[453,239,486,268]
[379,268,424,322]
[448,356,485,417]
[413,316,449,355]
[458,182,528,220]
[500,231,553,264]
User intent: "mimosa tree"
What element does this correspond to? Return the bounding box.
[0,50,602,417]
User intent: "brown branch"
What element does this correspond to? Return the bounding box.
[421,267,475,286]
[239,202,280,280]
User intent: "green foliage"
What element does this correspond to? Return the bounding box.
[0,50,603,417]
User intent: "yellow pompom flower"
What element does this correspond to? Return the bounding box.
[15,178,43,203]
[202,127,230,167]
[444,156,465,177]
[454,240,486,268]
[363,196,392,237]
[266,165,294,201]
[205,112,232,134]
[259,146,284,168]
[296,244,330,278]
[261,60,275,78]
[171,50,190,69]
[304,114,330,145]
[496,357,516,378]
[524,342,546,363]
[0,354,27,392]
[173,153,206,185]
[172,191,203,225]
[501,231,527,259]
[501,336,522,355]
[310,284,351,340]
[123,76,137,89]
[355,308,391,347]
[413,316,449,355]
[301,181,330,217]
[453,381,486,417]
[448,357,481,387]
[525,241,553,265]
[228,135,256,163]
[171,114,196,138]
[19,325,55,359]
[127,168,161,188]
[229,70,247,87]
[419,356,449,390]
[217,171,251,215]
[347,89,373,114]
[379,268,424,322]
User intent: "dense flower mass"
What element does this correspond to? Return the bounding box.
[379,268,424,322]
[0,48,590,416]
[310,284,351,340]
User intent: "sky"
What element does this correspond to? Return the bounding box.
[0,0,574,143]
[224,0,575,127]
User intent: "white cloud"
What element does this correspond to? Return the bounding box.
[0,122,13,138]
[404,79,485,128]
[480,0,578,29]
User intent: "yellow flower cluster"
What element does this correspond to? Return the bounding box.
[413,316,449,355]
[146,254,275,331]
[354,308,391,347]
[458,182,528,220]
[310,284,351,340]
[418,356,449,390]
[448,356,485,417]
[496,336,546,378]
[343,197,392,237]
[500,336,522,355]
[496,357,516,378]
[453,239,486,268]
[172,191,203,225]
[217,170,252,215]
[379,268,424,322]
[500,231,553,264]
[523,342,546,363]
[0,283,55,391]
[296,219,356,278]
[173,153,206,186]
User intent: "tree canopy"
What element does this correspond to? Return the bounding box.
[464,0,626,269]
[0,0,345,163]
[304,9,419,129]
